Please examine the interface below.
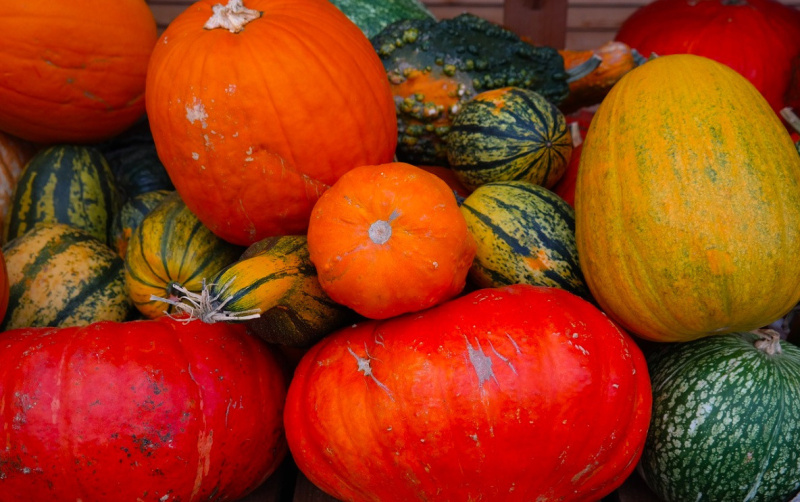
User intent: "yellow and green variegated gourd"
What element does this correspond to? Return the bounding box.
[575,54,800,342]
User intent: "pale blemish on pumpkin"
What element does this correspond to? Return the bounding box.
[225,84,236,95]
[348,345,394,400]
[186,99,208,129]
[465,337,497,388]
[191,429,214,499]
[505,333,522,353]
[192,152,200,160]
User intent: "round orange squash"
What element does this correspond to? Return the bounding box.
[146,0,398,246]
[307,162,476,320]
[0,0,157,143]
[575,54,800,342]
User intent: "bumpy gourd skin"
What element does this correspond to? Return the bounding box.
[372,13,570,166]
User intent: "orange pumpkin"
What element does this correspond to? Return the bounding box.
[0,1,157,143]
[307,162,476,319]
[0,131,38,236]
[146,0,398,246]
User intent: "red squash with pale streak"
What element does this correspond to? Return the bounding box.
[0,317,288,502]
[615,0,800,114]
[285,285,652,501]
[0,0,157,143]
[146,0,397,245]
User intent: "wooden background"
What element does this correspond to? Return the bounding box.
[145,0,800,50]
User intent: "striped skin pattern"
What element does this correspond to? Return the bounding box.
[3,145,119,245]
[124,192,243,319]
[211,235,354,347]
[460,180,590,299]
[640,332,800,502]
[1,223,132,330]
[109,189,172,258]
[446,86,573,190]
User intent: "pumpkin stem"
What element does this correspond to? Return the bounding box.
[150,279,262,324]
[780,107,800,135]
[752,328,783,356]
[566,54,603,83]
[204,0,262,34]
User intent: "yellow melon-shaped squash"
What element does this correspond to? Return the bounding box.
[575,54,800,342]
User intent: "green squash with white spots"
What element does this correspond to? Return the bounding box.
[459,180,590,299]
[639,330,800,502]
[330,0,435,38]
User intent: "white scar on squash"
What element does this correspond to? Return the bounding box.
[348,345,394,400]
[186,98,208,129]
[465,336,498,388]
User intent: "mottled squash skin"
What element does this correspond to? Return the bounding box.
[575,54,800,342]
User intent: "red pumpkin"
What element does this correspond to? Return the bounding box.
[615,0,800,114]
[0,0,157,143]
[146,0,398,245]
[307,162,476,319]
[0,317,287,502]
[285,285,652,501]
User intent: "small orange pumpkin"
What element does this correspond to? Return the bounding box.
[0,0,157,143]
[146,0,398,245]
[307,162,476,319]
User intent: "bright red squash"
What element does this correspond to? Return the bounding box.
[146,0,398,245]
[285,284,652,501]
[0,0,157,143]
[0,317,288,501]
[615,0,800,114]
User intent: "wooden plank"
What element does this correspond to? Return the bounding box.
[428,5,505,23]
[567,5,639,29]
[292,473,339,502]
[503,0,568,47]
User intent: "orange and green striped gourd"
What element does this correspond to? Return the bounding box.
[575,54,800,342]
[124,191,243,319]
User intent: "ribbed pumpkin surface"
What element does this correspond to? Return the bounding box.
[210,235,354,347]
[1,223,132,330]
[640,331,800,501]
[460,181,589,298]
[124,192,242,319]
[575,54,800,342]
[4,145,119,245]
[446,87,572,190]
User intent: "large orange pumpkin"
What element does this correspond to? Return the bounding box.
[0,1,157,143]
[146,0,398,245]
[575,54,800,342]
[307,162,476,320]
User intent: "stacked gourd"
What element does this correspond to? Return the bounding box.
[0,0,799,502]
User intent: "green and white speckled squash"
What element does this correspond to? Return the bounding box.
[446,86,572,190]
[459,180,589,298]
[330,0,434,38]
[639,330,800,502]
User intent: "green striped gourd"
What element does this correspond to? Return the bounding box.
[188,235,355,347]
[446,86,573,190]
[460,180,589,299]
[640,330,800,502]
[124,191,243,319]
[330,0,434,38]
[4,144,119,244]
[109,189,172,258]
[1,223,133,330]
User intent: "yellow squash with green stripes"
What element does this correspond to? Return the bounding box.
[206,235,354,347]
[1,223,133,330]
[446,86,572,190]
[124,191,243,319]
[460,180,589,299]
[4,145,120,245]
[576,54,800,342]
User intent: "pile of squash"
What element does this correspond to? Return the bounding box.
[1,0,800,501]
